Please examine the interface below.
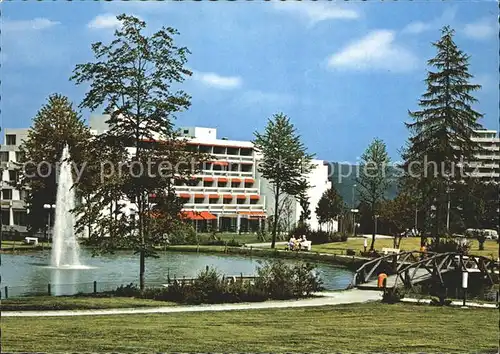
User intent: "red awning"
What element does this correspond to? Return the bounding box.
[181,211,217,220]
[212,161,229,166]
[218,177,228,183]
[236,195,246,200]
[208,194,219,199]
[179,193,190,198]
[194,194,205,199]
[223,194,233,199]
[204,177,214,182]
[249,195,260,200]
[232,178,242,183]
[244,178,255,184]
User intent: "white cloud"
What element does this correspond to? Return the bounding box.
[191,71,242,90]
[463,18,496,40]
[273,1,359,25]
[402,7,457,35]
[3,18,60,32]
[327,30,418,73]
[87,14,122,30]
[239,90,294,106]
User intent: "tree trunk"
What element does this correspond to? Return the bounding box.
[139,193,145,291]
[271,184,280,249]
[370,208,376,251]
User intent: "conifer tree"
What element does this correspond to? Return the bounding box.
[402,26,483,241]
[15,94,91,235]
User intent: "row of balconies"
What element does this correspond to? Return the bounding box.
[175,186,260,194]
[183,203,266,211]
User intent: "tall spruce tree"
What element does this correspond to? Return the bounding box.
[253,113,314,248]
[402,26,483,242]
[356,138,391,251]
[71,14,205,290]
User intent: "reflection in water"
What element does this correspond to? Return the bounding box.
[2,249,354,298]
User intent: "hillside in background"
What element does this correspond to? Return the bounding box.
[326,162,399,206]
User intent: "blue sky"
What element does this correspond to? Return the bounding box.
[1,1,498,163]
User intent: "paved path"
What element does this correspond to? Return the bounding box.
[2,289,382,317]
[401,298,498,309]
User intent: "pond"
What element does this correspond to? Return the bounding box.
[1,249,354,298]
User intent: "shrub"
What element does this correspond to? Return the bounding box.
[381,288,404,304]
[254,260,322,299]
[427,237,470,254]
[113,283,140,297]
[226,238,241,247]
[346,249,356,256]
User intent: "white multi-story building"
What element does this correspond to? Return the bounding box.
[469,129,500,183]
[1,128,29,233]
[1,119,332,234]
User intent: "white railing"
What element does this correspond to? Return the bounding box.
[183,203,266,212]
[211,153,254,162]
[175,186,259,194]
[195,171,254,177]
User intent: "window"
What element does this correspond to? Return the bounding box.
[183,129,189,134]
[6,135,16,145]
[2,189,12,200]
[0,152,9,162]
[8,170,17,182]
[15,151,25,162]
[13,210,27,226]
[19,189,28,201]
[1,209,9,225]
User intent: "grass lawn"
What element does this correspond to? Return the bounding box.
[0,296,176,311]
[0,240,52,251]
[313,237,499,258]
[2,302,498,353]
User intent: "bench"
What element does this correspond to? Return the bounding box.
[24,237,39,245]
[381,247,400,255]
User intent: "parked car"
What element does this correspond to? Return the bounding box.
[465,228,498,240]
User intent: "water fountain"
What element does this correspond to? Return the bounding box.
[50,145,82,268]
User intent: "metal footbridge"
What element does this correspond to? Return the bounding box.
[352,251,499,291]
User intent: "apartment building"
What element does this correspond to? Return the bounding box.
[0,128,29,233]
[469,129,500,183]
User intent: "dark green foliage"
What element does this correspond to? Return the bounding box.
[109,261,322,304]
[402,26,484,241]
[253,113,314,248]
[427,237,470,254]
[15,94,91,234]
[71,14,206,290]
[316,185,345,233]
[288,225,347,244]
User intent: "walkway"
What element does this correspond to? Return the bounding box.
[2,289,381,317]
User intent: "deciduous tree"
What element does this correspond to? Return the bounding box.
[253,113,314,248]
[356,138,391,251]
[71,14,205,290]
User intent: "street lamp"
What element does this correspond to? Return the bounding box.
[43,204,56,244]
[351,209,359,237]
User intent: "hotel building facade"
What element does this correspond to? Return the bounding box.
[1,118,331,234]
[469,129,500,183]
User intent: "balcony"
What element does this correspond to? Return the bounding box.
[196,170,253,177]
[211,153,254,162]
[175,186,260,194]
[183,203,266,213]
